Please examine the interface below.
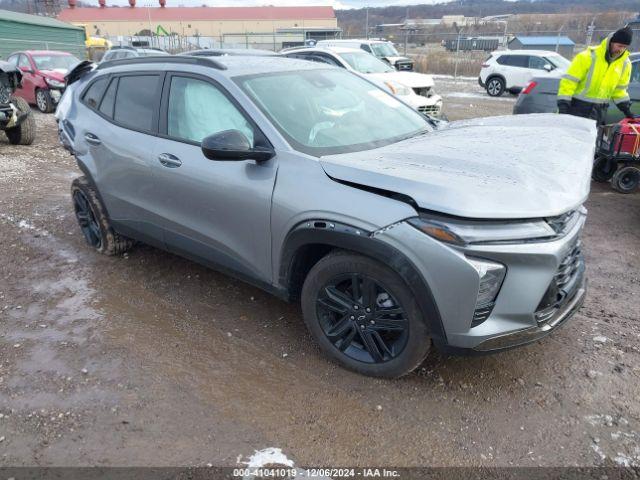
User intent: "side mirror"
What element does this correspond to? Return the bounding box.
[543,64,553,72]
[201,129,274,162]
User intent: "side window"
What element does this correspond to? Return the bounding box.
[496,55,512,66]
[167,76,254,145]
[99,77,117,118]
[113,75,160,132]
[18,55,31,69]
[360,44,372,53]
[529,56,548,70]
[631,61,640,84]
[512,56,530,68]
[314,53,342,67]
[82,77,109,109]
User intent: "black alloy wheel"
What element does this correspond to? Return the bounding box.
[316,273,409,364]
[73,189,102,249]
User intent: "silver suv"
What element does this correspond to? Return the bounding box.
[57,55,595,378]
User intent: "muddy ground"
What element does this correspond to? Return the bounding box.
[0,80,639,470]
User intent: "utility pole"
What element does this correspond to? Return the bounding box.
[365,6,369,39]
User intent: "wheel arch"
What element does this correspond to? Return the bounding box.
[279,220,447,345]
[486,74,506,88]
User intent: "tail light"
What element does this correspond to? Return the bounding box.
[481,63,490,68]
[522,81,538,95]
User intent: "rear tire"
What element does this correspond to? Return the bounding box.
[611,166,640,194]
[486,77,505,97]
[592,155,617,182]
[301,251,431,378]
[71,176,134,255]
[4,96,36,145]
[36,88,54,113]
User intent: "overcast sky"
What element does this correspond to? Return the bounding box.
[102,0,448,9]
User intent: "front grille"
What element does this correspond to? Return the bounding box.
[397,62,413,71]
[418,105,441,116]
[535,240,584,324]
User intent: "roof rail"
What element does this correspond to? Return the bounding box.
[96,55,227,71]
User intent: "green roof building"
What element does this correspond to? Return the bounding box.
[0,9,85,59]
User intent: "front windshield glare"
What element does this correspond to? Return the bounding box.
[371,43,399,57]
[341,52,395,74]
[239,69,430,156]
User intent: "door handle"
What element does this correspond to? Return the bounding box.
[158,153,182,168]
[84,132,101,146]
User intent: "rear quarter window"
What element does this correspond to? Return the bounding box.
[82,77,109,109]
[113,74,160,132]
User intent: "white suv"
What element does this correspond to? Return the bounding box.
[479,50,570,97]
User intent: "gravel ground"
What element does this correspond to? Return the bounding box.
[0,87,639,471]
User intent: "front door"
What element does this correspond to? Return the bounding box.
[16,54,36,104]
[152,73,277,284]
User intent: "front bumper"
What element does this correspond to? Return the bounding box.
[376,211,587,353]
[49,88,64,105]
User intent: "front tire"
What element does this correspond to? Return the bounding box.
[486,77,505,97]
[36,88,54,113]
[4,96,36,145]
[71,176,134,255]
[301,251,431,378]
[611,165,640,194]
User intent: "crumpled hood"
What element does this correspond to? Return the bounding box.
[320,114,597,219]
[369,70,434,88]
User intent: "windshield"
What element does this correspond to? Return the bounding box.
[238,69,430,156]
[32,54,79,72]
[341,52,395,74]
[546,55,570,70]
[138,50,169,56]
[371,42,399,58]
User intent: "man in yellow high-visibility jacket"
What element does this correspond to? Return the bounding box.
[558,27,634,124]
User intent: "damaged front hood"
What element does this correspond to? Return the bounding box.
[370,71,434,88]
[320,114,597,219]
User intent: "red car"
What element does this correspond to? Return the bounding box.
[6,50,80,113]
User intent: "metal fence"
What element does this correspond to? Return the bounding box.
[340,28,640,78]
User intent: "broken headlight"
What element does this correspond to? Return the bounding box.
[407,214,560,246]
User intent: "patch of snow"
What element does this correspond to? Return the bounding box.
[0,214,50,237]
[591,444,606,462]
[432,74,478,81]
[592,335,608,344]
[242,447,295,468]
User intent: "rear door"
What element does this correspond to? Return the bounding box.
[151,72,277,283]
[78,72,165,246]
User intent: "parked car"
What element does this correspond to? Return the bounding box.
[58,55,595,378]
[0,60,35,144]
[6,50,79,113]
[282,47,443,117]
[182,48,277,57]
[479,50,570,97]
[101,46,169,63]
[316,39,414,71]
[514,53,640,124]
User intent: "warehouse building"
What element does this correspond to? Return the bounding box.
[508,35,575,59]
[0,9,85,59]
[57,4,339,45]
